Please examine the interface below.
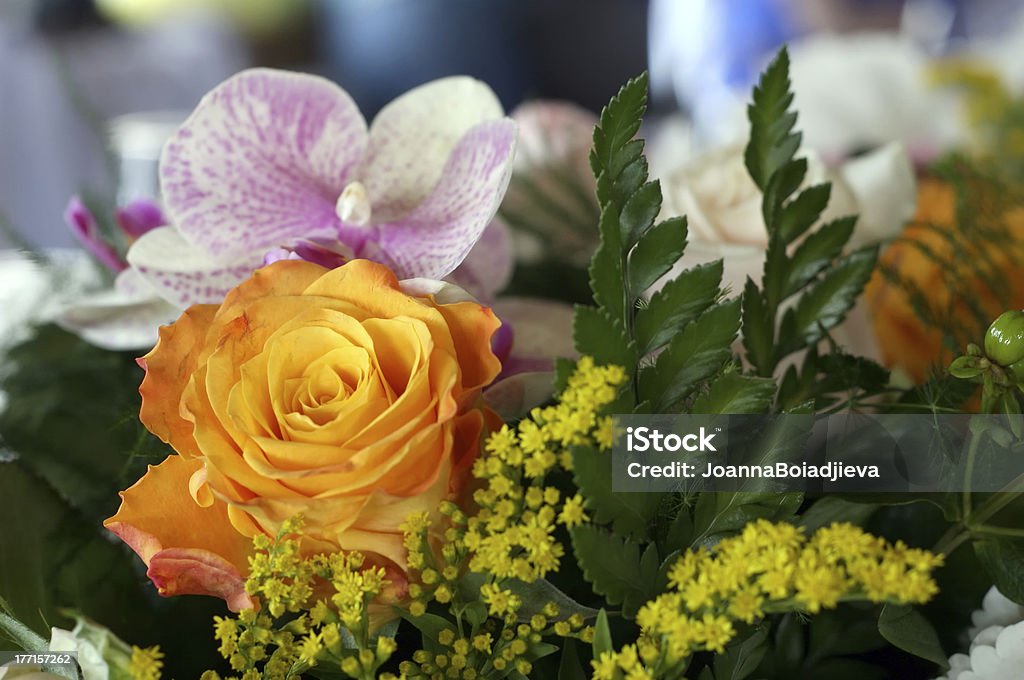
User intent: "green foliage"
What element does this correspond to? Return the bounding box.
[569,526,659,619]
[713,627,769,680]
[571,445,660,541]
[974,538,1024,604]
[877,604,949,670]
[739,48,885,410]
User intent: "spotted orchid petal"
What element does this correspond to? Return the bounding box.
[446,218,513,302]
[126,227,256,307]
[375,119,517,281]
[57,269,179,351]
[362,76,505,222]
[160,68,369,261]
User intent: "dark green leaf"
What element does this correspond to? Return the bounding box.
[691,372,776,414]
[741,278,773,376]
[878,604,949,670]
[505,578,600,622]
[744,47,799,192]
[558,638,587,680]
[592,609,613,660]
[627,216,688,296]
[664,505,693,551]
[634,259,723,353]
[778,184,833,245]
[798,497,878,532]
[974,538,1024,604]
[620,180,662,250]
[762,158,808,231]
[572,305,635,369]
[714,627,769,680]
[587,240,625,321]
[572,445,659,540]
[783,247,878,350]
[570,526,656,617]
[784,216,857,297]
[638,298,741,410]
[692,492,802,546]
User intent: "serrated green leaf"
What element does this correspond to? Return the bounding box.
[572,445,660,540]
[778,183,833,244]
[573,305,636,369]
[741,278,773,376]
[974,538,1024,604]
[691,372,776,414]
[745,47,799,192]
[692,492,802,546]
[587,240,625,321]
[664,506,693,551]
[505,578,600,623]
[554,358,577,394]
[783,247,878,350]
[591,73,649,217]
[878,604,949,670]
[638,298,741,409]
[798,497,878,532]
[634,259,723,353]
[762,158,808,231]
[627,216,688,296]
[592,609,613,660]
[570,526,657,618]
[619,180,662,250]
[784,216,856,297]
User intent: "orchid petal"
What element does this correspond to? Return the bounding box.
[486,371,558,421]
[57,270,179,351]
[398,278,478,305]
[363,76,505,222]
[375,119,517,280]
[160,68,368,261]
[64,197,126,272]
[446,217,513,301]
[115,198,166,238]
[491,297,576,374]
[126,226,257,307]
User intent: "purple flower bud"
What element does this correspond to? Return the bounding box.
[64,196,127,272]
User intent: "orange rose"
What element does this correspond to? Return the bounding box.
[105,259,501,612]
[866,178,1024,383]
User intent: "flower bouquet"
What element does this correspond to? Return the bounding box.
[3,47,1024,680]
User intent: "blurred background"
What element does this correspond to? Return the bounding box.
[1,0,1024,250]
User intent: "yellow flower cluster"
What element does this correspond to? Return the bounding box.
[593,520,943,680]
[203,518,400,680]
[466,357,626,582]
[399,510,594,679]
[128,645,164,680]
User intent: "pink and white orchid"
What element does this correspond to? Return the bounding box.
[133,68,517,307]
[60,69,518,349]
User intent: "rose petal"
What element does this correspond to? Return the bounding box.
[126,226,258,307]
[362,76,505,222]
[140,303,218,458]
[161,68,368,260]
[446,217,513,301]
[104,455,254,612]
[835,142,917,247]
[375,119,517,280]
[56,280,179,352]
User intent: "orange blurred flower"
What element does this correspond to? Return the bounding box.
[866,177,1024,383]
[105,259,502,612]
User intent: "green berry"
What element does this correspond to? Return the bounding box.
[985,311,1024,366]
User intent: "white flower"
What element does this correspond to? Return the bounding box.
[49,626,109,680]
[934,587,1024,680]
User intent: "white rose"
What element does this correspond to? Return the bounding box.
[655,141,916,361]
